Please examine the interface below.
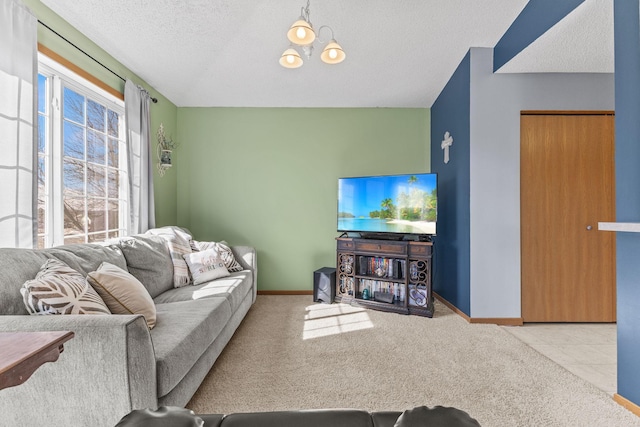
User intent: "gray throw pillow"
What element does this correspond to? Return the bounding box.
[117,235,174,298]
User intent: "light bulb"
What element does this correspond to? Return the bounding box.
[321,40,345,64]
[286,55,295,64]
[296,27,306,40]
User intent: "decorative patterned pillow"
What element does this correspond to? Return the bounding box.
[20,258,110,315]
[183,249,230,285]
[146,227,193,287]
[87,262,157,329]
[192,240,243,273]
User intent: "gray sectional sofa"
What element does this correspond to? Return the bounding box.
[0,230,257,427]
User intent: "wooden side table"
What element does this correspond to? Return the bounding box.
[0,331,74,390]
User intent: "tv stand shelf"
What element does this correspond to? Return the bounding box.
[335,237,434,317]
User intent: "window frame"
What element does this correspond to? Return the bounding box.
[38,53,128,248]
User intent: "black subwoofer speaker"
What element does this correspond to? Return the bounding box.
[313,267,336,304]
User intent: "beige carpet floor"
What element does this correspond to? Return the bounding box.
[187,295,640,427]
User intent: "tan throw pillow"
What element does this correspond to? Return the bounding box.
[87,262,157,329]
[183,249,230,285]
[193,240,243,272]
[20,258,110,315]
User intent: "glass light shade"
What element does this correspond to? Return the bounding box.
[320,40,345,64]
[279,48,303,68]
[287,19,316,45]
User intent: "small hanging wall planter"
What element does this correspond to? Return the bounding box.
[160,150,172,167]
[157,123,179,177]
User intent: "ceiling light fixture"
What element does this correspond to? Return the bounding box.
[280,0,345,69]
[279,47,303,68]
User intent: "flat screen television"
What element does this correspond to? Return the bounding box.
[338,173,437,236]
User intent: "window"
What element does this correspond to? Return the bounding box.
[37,55,128,248]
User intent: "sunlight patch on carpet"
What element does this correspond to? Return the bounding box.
[303,303,373,340]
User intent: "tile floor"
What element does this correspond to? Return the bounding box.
[502,323,617,395]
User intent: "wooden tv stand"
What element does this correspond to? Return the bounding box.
[335,237,434,317]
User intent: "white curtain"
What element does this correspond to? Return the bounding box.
[124,79,155,234]
[0,0,37,248]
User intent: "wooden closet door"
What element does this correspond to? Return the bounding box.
[521,112,616,322]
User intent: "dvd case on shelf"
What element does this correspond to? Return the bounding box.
[359,279,405,302]
[357,256,407,280]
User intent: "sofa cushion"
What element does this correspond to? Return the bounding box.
[0,249,51,315]
[20,258,111,315]
[44,243,128,276]
[146,227,193,288]
[393,406,481,427]
[217,410,376,427]
[116,407,205,427]
[87,262,157,329]
[117,234,174,298]
[183,249,230,285]
[152,298,232,397]
[153,271,252,313]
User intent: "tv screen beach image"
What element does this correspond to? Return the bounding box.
[338,174,437,235]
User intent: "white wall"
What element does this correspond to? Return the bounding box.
[469,47,615,318]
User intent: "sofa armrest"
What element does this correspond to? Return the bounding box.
[0,314,156,427]
[231,246,257,302]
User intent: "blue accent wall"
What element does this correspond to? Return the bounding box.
[430,51,471,315]
[614,0,640,407]
[493,0,585,71]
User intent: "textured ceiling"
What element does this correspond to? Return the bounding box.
[497,0,613,73]
[39,0,613,108]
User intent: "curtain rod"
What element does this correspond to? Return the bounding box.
[37,20,158,104]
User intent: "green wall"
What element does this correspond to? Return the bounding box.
[23,0,179,226]
[176,108,430,291]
